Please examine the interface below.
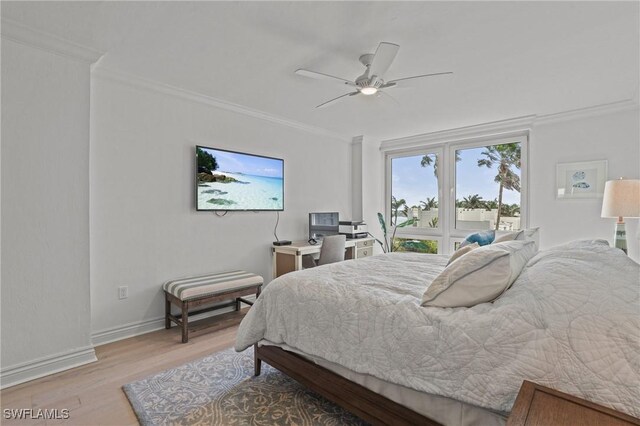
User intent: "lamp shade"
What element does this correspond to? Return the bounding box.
[601,179,640,218]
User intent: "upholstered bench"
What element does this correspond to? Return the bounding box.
[164,270,263,343]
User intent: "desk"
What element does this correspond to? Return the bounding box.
[271,237,376,278]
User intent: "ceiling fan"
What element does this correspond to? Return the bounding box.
[295,42,453,109]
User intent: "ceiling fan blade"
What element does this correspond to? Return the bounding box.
[383,71,453,88]
[315,91,359,109]
[369,42,399,79]
[378,90,401,107]
[295,69,356,86]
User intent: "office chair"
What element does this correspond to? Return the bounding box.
[302,235,346,269]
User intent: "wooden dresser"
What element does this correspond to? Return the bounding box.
[508,381,640,426]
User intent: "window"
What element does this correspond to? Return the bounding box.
[389,152,440,230]
[385,134,527,255]
[393,237,438,254]
[388,150,443,252]
[454,142,522,231]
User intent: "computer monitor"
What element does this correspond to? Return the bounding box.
[309,212,339,240]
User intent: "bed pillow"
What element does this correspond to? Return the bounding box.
[422,240,537,308]
[447,242,479,266]
[523,227,540,250]
[493,230,524,243]
[459,230,495,248]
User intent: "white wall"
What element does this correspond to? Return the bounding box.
[351,137,363,222]
[361,136,386,251]
[361,106,640,261]
[1,39,95,382]
[530,108,640,260]
[90,76,351,336]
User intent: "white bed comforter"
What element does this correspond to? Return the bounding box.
[236,240,640,417]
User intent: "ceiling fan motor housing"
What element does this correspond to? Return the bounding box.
[357,52,385,89]
[356,75,384,90]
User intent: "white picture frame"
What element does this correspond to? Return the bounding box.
[556,160,608,199]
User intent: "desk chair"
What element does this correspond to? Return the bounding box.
[302,235,346,269]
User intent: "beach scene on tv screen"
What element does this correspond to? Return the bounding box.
[197,147,283,210]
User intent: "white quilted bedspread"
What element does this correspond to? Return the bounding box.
[236,240,640,416]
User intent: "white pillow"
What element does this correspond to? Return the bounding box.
[523,227,540,250]
[447,242,479,265]
[421,240,537,308]
[494,227,540,248]
[493,230,524,243]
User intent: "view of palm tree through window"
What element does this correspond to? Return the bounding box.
[455,143,521,231]
[390,153,440,254]
[390,142,522,254]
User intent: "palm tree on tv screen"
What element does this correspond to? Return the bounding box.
[196,147,219,173]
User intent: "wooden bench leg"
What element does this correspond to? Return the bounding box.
[235,297,241,311]
[181,301,189,343]
[254,344,262,376]
[165,293,171,329]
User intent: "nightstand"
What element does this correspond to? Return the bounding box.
[508,381,640,426]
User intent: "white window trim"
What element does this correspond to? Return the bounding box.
[447,134,529,239]
[384,130,529,255]
[385,146,444,239]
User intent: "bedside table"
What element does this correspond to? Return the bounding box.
[508,381,640,426]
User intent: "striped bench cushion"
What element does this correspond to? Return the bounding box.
[163,270,263,301]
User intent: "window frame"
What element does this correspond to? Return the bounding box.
[384,133,529,255]
[448,134,529,239]
[385,146,444,240]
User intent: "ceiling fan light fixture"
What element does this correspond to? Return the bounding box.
[296,42,453,108]
[360,86,378,95]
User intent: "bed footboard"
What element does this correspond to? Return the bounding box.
[254,344,441,426]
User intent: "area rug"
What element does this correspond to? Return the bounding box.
[123,347,367,425]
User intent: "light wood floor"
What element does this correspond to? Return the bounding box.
[1,309,248,425]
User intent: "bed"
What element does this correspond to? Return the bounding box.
[236,240,640,425]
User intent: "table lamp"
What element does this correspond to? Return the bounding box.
[601,178,640,254]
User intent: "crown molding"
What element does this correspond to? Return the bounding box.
[535,99,639,125]
[380,98,639,152]
[380,115,535,152]
[92,67,351,142]
[1,18,104,64]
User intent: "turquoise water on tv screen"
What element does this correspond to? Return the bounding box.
[197,171,283,210]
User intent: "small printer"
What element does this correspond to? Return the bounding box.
[339,221,368,239]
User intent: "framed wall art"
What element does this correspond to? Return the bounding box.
[556,160,608,199]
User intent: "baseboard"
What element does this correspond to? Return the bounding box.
[0,346,97,389]
[91,316,167,347]
[91,295,257,347]
[0,298,255,388]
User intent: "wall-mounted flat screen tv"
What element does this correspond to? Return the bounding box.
[196,145,284,211]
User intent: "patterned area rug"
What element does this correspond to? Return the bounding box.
[123,347,367,425]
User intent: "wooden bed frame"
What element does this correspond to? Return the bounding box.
[254,344,441,426]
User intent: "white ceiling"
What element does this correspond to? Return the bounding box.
[3,1,639,141]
